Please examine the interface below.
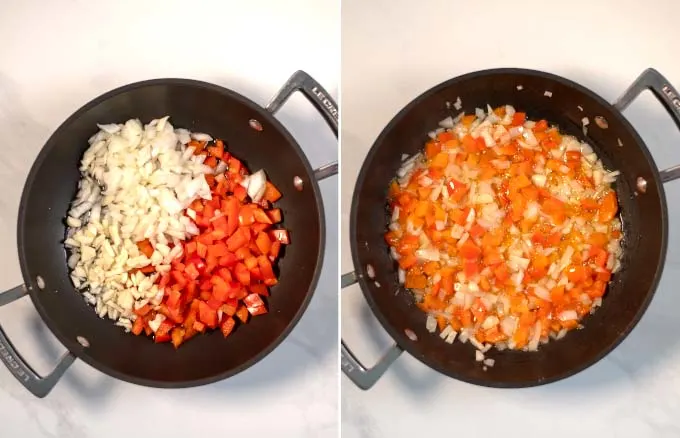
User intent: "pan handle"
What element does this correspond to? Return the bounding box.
[340,271,403,390]
[266,70,338,181]
[0,285,76,398]
[614,68,680,183]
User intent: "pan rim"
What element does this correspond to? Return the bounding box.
[16,77,326,388]
[349,67,669,388]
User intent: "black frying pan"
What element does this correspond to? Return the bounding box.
[342,68,680,389]
[0,71,338,397]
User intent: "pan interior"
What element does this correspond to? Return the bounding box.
[18,79,324,386]
[351,69,667,386]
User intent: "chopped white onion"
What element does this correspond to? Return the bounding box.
[246,169,267,203]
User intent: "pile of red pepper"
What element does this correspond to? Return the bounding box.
[131,139,289,348]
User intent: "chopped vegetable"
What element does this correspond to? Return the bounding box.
[66,121,287,347]
[386,106,623,361]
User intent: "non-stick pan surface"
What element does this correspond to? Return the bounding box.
[0,71,338,396]
[343,68,678,389]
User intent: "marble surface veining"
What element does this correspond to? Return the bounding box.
[0,1,338,436]
[341,0,680,437]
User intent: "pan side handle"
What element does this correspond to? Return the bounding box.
[614,69,680,183]
[340,272,403,390]
[0,285,75,398]
[266,71,338,181]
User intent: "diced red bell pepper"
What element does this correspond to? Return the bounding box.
[228,157,242,174]
[221,299,238,316]
[270,241,281,260]
[249,284,269,296]
[211,215,227,233]
[270,229,290,245]
[244,256,258,271]
[258,256,277,286]
[263,181,282,203]
[207,145,224,160]
[267,208,282,224]
[193,320,206,333]
[203,203,215,220]
[134,303,152,317]
[205,254,218,274]
[196,241,208,258]
[255,232,272,255]
[244,293,267,316]
[211,276,229,300]
[171,270,187,287]
[204,156,218,168]
[186,257,206,275]
[223,196,240,236]
[158,273,170,288]
[251,223,271,234]
[227,283,248,300]
[249,267,263,281]
[218,252,238,267]
[185,280,198,302]
[220,317,236,338]
[227,227,251,252]
[252,208,272,224]
[171,327,186,349]
[459,239,482,260]
[239,205,256,226]
[163,304,185,324]
[200,290,212,301]
[216,267,233,283]
[166,288,182,309]
[183,305,197,329]
[197,233,215,246]
[233,185,247,202]
[206,298,223,310]
[198,301,218,328]
[184,241,196,256]
[235,305,249,324]
[136,239,154,258]
[212,285,230,303]
[207,241,229,259]
[211,228,227,240]
[234,263,251,285]
[132,317,145,335]
[235,247,252,261]
[154,320,174,343]
[189,199,204,212]
[463,259,480,277]
[184,263,200,280]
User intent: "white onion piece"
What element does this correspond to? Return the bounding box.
[97,123,121,134]
[416,248,440,262]
[500,316,518,337]
[215,160,228,175]
[398,269,406,284]
[533,286,551,301]
[246,169,267,202]
[439,117,455,128]
[191,132,213,142]
[426,315,437,333]
[558,310,578,321]
[527,321,542,351]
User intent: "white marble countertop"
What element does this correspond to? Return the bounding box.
[341,1,680,437]
[0,1,338,436]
